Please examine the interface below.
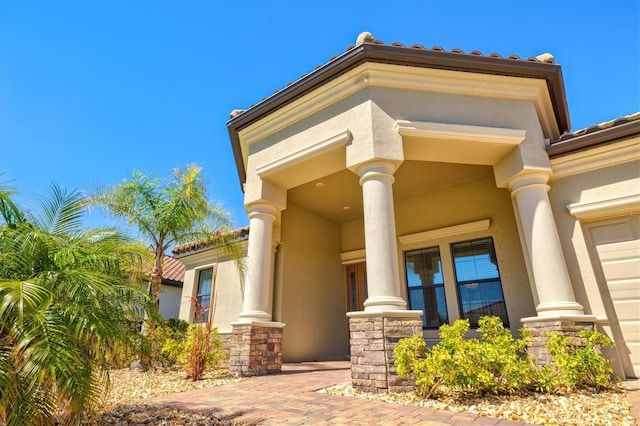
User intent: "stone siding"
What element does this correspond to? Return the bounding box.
[215,332,232,367]
[228,324,283,377]
[349,314,422,393]
[524,320,595,364]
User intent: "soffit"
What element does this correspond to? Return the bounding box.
[287,160,492,223]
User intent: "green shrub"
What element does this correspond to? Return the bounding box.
[394,316,616,398]
[166,318,190,334]
[147,319,190,368]
[114,318,222,380]
[541,329,615,391]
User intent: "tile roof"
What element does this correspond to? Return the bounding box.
[172,226,250,257]
[548,112,640,157]
[556,112,640,142]
[162,255,185,285]
[235,32,557,116]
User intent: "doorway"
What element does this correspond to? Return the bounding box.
[346,262,367,311]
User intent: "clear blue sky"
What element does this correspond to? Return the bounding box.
[1,0,639,233]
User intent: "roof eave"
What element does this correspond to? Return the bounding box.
[161,279,184,288]
[548,120,640,157]
[228,43,571,190]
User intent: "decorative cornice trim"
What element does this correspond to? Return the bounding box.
[346,310,423,318]
[567,195,640,222]
[231,321,286,328]
[550,137,639,179]
[399,219,491,245]
[256,130,351,178]
[395,120,526,145]
[341,249,366,264]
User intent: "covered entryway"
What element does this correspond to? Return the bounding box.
[225,33,595,385]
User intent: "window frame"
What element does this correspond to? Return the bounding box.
[193,267,214,323]
[403,245,449,329]
[399,223,510,331]
[450,237,509,328]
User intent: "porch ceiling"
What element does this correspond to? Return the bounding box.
[287,161,492,223]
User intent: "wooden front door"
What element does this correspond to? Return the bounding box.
[346,262,367,311]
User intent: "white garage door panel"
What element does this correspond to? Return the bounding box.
[613,300,640,322]
[600,259,640,281]
[619,318,640,334]
[606,280,640,303]
[595,236,640,378]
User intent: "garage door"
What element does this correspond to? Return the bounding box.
[590,218,640,378]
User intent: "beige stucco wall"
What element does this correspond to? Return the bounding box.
[243,90,373,205]
[278,202,349,362]
[178,247,246,333]
[400,173,536,336]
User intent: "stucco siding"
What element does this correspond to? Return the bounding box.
[242,82,553,206]
[279,202,349,362]
[397,171,535,334]
[178,250,245,333]
[159,285,182,319]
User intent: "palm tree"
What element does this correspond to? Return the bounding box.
[0,184,148,425]
[93,165,244,320]
[0,175,24,225]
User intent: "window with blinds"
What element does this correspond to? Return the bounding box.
[451,238,508,327]
[404,246,448,329]
[194,268,213,323]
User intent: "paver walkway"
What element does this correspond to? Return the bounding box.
[147,361,531,425]
[624,378,640,425]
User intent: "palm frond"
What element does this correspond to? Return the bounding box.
[0,175,24,226]
[33,184,86,236]
[0,182,149,424]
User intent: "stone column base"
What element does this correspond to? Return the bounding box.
[522,316,596,364]
[229,321,285,377]
[347,310,423,394]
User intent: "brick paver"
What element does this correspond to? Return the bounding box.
[147,361,635,425]
[623,378,640,424]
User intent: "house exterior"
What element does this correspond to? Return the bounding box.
[174,227,248,336]
[176,32,640,392]
[159,255,186,320]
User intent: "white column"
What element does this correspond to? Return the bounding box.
[238,202,278,322]
[357,161,407,311]
[508,172,584,317]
